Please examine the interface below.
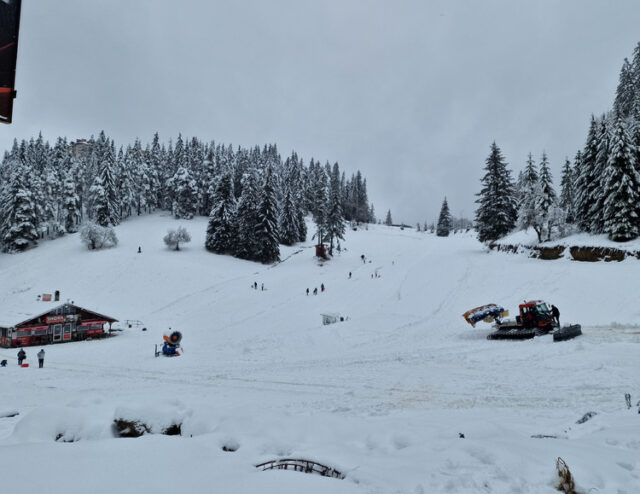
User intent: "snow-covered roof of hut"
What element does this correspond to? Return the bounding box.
[0,300,118,328]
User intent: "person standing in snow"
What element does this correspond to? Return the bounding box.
[17,348,26,365]
[348,272,352,279]
[261,283,264,291]
[306,288,309,296]
[37,349,45,368]
[313,287,318,295]
[137,246,142,253]
[321,283,325,292]
[551,305,560,326]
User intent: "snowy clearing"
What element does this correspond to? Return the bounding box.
[0,215,638,493]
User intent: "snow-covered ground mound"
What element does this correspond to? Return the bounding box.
[0,214,638,493]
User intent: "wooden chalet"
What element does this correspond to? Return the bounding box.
[0,303,118,348]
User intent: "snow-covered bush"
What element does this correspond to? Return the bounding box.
[80,222,118,250]
[163,226,191,251]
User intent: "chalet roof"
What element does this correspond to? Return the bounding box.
[0,301,118,328]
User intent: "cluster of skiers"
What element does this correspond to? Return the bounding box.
[16,348,46,368]
[306,284,326,296]
[251,282,265,291]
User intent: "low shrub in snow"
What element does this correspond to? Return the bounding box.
[80,222,118,250]
[163,226,191,251]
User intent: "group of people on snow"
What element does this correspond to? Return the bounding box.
[16,348,46,368]
[306,283,326,296]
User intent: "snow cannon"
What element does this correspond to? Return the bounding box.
[462,304,509,327]
[161,330,182,357]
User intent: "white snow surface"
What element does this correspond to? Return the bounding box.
[0,214,639,493]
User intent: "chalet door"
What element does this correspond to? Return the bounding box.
[63,324,72,341]
[53,324,63,342]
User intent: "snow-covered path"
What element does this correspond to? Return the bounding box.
[0,215,638,493]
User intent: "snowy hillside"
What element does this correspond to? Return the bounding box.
[0,214,638,493]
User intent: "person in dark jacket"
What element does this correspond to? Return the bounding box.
[37,349,45,368]
[551,305,560,326]
[17,348,26,365]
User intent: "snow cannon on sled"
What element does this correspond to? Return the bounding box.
[463,300,582,341]
[462,304,509,327]
[157,330,182,357]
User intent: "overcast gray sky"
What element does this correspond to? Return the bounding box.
[3,0,640,224]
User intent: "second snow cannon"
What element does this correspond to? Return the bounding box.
[160,330,182,356]
[462,304,509,327]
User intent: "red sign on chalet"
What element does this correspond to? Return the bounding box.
[42,294,52,302]
[45,315,64,324]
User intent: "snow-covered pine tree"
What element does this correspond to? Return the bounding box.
[168,166,198,219]
[325,162,345,255]
[573,116,599,231]
[436,197,452,237]
[0,162,39,252]
[205,171,237,254]
[278,181,300,246]
[588,117,610,233]
[62,169,82,233]
[614,58,635,118]
[559,157,576,224]
[118,146,136,220]
[292,157,307,243]
[234,171,262,260]
[602,116,640,241]
[535,152,558,241]
[385,210,393,226]
[254,166,280,263]
[517,152,539,234]
[311,166,329,246]
[631,42,640,110]
[90,142,120,227]
[474,142,517,242]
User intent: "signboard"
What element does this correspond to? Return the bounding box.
[42,294,52,302]
[86,328,104,335]
[81,320,106,326]
[0,0,22,124]
[45,315,64,323]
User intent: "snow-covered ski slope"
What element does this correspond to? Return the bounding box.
[0,214,638,493]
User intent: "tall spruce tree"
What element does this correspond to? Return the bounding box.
[205,171,237,254]
[168,166,198,219]
[535,152,557,241]
[602,116,640,241]
[574,116,599,231]
[474,142,518,242]
[311,167,329,246]
[325,162,345,255]
[588,117,610,233]
[559,156,576,224]
[0,162,39,252]
[234,171,261,260]
[62,169,82,233]
[90,143,120,227]
[278,183,300,246]
[254,166,280,263]
[436,197,452,237]
[385,209,393,226]
[614,58,635,118]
